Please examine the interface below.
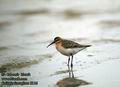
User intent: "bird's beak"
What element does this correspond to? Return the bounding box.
[47,41,55,48]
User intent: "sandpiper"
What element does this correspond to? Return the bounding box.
[47,37,91,67]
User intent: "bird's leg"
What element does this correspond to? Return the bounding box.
[68,64,71,77]
[68,56,70,66]
[71,65,74,78]
[71,55,73,67]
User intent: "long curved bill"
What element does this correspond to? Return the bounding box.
[47,41,55,48]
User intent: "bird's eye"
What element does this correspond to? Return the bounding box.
[54,38,58,41]
[54,37,61,42]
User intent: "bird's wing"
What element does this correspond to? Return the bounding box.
[62,40,91,48]
[62,40,82,48]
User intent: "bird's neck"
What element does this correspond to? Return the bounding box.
[55,41,62,49]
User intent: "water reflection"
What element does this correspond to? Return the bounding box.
[68,65,74,78]
[56,66,90,87]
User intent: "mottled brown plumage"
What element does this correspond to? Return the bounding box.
[62,39,91,48]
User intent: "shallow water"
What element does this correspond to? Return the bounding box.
[0,0,120,87]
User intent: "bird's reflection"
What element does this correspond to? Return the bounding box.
[68,65,74,78]
[56,65,91,87]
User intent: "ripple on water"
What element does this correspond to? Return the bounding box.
[0,54,53,72]
[13,9,50,16]
[98,20,120,28]
[0,46,9,51]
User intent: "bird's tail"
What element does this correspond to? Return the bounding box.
[85,45,91,47]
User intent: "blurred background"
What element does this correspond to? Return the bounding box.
[0,0,120,87]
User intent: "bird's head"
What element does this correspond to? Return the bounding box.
[47,37,62,48]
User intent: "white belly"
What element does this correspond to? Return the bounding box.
[56,47,85,56]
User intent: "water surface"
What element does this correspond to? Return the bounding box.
[0,0,120,87]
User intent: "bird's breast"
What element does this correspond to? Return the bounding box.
[55,43,82,56]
